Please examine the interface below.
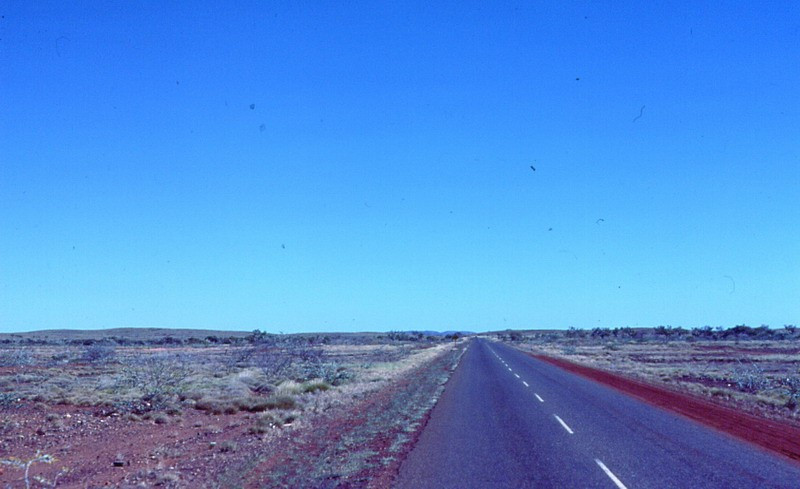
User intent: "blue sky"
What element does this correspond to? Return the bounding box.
[1,1,798,333]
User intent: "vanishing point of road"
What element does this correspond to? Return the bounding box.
[394,339,800,488]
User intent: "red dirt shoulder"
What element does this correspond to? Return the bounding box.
[532,353,800,464]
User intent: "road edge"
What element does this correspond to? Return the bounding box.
[527,351,800,465]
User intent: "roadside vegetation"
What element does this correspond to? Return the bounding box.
[493,325,800,424]
[0,330,466,488]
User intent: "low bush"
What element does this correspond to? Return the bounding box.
[116,353,192,412]
[731,362,770,393]
[777,375,800,409]
[81,345,117,364]
[263,395,296,410]
[302,381,330,393]
[0,349,34,367]
[248,411,297,434]
[233,397,272,413]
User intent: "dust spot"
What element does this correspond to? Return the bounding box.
[632,105,645,122]
[55,36,69,57]
[723,275,735,294]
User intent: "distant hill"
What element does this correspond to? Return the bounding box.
[0,327,253,342]
[419,330,475,337]
[0,327,471,343]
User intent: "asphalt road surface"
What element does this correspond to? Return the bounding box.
[394,339,800,488]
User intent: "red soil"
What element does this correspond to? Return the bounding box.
[534,354,800,464]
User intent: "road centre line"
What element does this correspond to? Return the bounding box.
[595,459,628,489]
[534,393,544,402]
[522,381,529,387]
[507,367,512,371]
[554,415,574,434]
[514,373,520,378]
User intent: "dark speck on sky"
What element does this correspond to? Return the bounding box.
[632,105,645,122]
[259,123,266,132]
[249,103,255,110]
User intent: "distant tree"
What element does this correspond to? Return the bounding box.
[754,325,773,339]
[565,327,586,339]
[692,326,714,340]
[247,329,269,345]
[727,324,756,339]
[654,325,669,338]
[508,331,523,342]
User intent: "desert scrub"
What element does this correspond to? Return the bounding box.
[194,397,239,415]
[0,348,34,367]
[263,394,297,410]
[510,337,800,423]
[193,393,296,414]
[247,342,466,488]
[777,375,800,409]
[1,450,69,489]
[302,381,331,393]
[114,353,193,412]
[80,344,117,364]
[248,411,298,434]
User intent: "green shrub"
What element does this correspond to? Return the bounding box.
[264,395,296,410]
[194,398,226,415]
[248,411,297,433]
[233,397,271,413]
[302,381,330,393]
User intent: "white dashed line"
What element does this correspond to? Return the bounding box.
[514,373,520,378]
[507,367,512,371]
[554,415,573,434]
[595,459,628,489]
[522,381,529,387]
[534,393,544,402]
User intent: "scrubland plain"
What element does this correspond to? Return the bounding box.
[495,325,800,425]
[0,330,465,488]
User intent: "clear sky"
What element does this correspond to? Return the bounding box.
[1,1,798,333]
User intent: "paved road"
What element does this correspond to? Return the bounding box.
[394,339,800,488]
